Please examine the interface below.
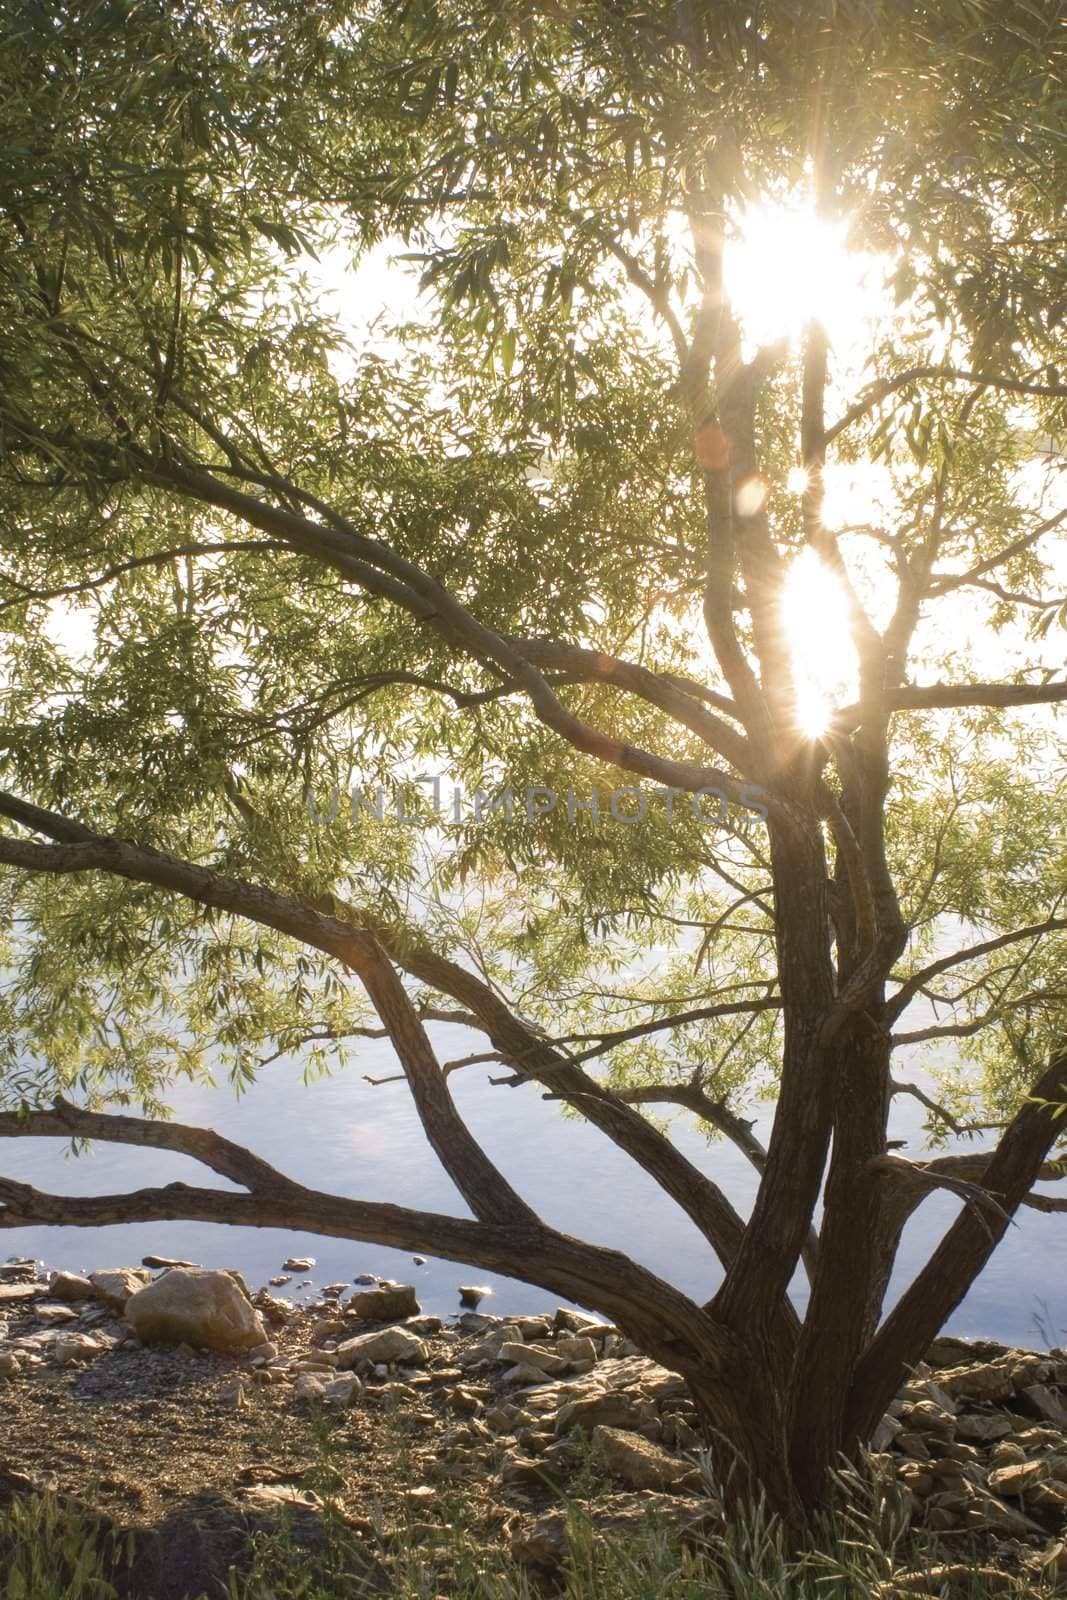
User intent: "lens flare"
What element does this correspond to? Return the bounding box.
[724,200,889,358]
[780,549,859,737]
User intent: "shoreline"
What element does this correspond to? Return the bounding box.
[2,1256,1067,1596]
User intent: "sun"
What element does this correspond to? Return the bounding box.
[779,549,859,738]
[724,199,889,357]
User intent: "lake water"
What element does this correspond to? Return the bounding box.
[2,1021,1064,1349]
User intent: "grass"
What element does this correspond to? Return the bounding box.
[2,1427,1064,1600]
[228,1477,1067,1600]
[0,1492,122,1600]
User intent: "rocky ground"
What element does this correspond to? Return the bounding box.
[2,1256,1067,1596]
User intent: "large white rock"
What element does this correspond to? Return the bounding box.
[124,1268,266,1352]
[335,1325,427,1368]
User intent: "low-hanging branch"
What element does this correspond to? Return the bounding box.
[0,788,756,1274]
[0,1101,734,1378]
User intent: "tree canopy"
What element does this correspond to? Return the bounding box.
[0,0,1065,1513]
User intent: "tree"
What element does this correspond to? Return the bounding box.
[0,0,1065,1515]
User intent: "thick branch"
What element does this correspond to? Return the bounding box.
[0,797,537,1230]
[512,637,753,773]
[610,1078,820,1282]
[0,790,754,1274]
[0,1108,734,1377]
[846,1046,1067,1442]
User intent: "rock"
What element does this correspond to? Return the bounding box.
[1029,1481,1067,1514]
[247,1342,278,1363]
[52,1333,103,1367]
[926,1335,1011,1369]
[955,1412,1017,1443]
[89,1268,151,1308]
[459,1286,490,1308]
[241,1483,321,1510]
[901,1399,955,1437]
[141,1255,200,1269]
[1017,1385,1067,1425]
[292,1353,338,1372]
[1028,1540,1067,1581]
[253,1293,294,1325]
[460,1329,515,1366]
[348,1283,419,1322]
[458,1311,500,1333]
[0,1259,36,1280]
[898,1464,934,1496]
[125,1268,267,1352]
[988,1460,1047,1496]
[511,1509,569,1568]
[320,1374,361,1407]
[0,1351,21,1378]
[918,1380,958,1416]
[268,1276,291,1287]
[553,1308,603,1334]
[556,1335,599,1365]
[556,1391,644,1435]
[505,1316,553,1340]
[308,1320,345,1348]
[221,1269,253,1301]
[936,1362,1016,1403]
[283,1258,314,1273]
[34,1303,80,1325]
[353,1273,378,1285]
[48,1272,96,1302]
[965,1485,1043,1534]
[0,1283,46,1305]
[449,1386,485,1416]
[294,1373,326,1403]
[501,1364,553,1387]
[412,1256,426,1266]
[872,1413,903,1451]
[335,1326,428,1368]
[500,1452,549,1487]
[218,1375,249,1408]
[404,1315,443,1337]
[591,1425,689,1492]
[498,1341,567,1375]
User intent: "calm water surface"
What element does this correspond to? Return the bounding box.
[2,1023,1064,1348]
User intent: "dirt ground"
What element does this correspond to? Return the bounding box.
[0,1293,518,1597]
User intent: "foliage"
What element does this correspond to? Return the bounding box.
[0,0,1065,1513]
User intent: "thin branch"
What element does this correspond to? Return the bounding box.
[513,637,753,773]
[825,366,1067,445]
[560,996,782,1063]
[890,1078,1007,1137]
[926,508,1067,599]
[0,541,285,616]
[887,913,1067,1022]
